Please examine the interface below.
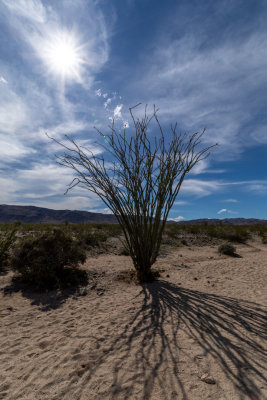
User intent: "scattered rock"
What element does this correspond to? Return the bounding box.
[207,280,210,284]
[7,306,13,311]
[200,374,216,384]
[90,283,97,290]
[78,288,87,296]
[194,277,198,281]
[166,274,170,278]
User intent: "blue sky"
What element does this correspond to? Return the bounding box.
[0,0,266,220]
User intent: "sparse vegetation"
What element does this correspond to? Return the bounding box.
[0,222,266,283]
[0,225,17,273]
[76,229,108,249]
[119,246,130,256]
[163,224,251,245]
[218,243,236,256]
[10,228,87,290]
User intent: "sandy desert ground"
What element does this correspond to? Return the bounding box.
[0,238,266,400]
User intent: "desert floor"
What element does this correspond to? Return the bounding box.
[0,238,266,400]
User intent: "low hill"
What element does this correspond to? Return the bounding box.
[0,205,266,225]
[174,218,267,225]
[0,204,117,224]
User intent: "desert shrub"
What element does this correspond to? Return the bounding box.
[95,224,122,237]
[185,225,202,235]
[77,229,108,249]
[119,246,130,256]
[165,225,180,239]
[218,243,236,256]
[10,228,86,290]
[0,226,17,272]
[260,232,267,244]
[200,225,249,243]
[221,227,249,243]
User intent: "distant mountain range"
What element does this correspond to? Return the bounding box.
[175,218,267,225]
[0,204,266,225]
[0,204,117,224]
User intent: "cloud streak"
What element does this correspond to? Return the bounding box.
[125,7,267,160]
[217,209,237,215]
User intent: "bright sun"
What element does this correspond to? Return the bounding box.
[42,31,84,81]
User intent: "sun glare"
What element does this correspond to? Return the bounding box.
[42,31,84,81]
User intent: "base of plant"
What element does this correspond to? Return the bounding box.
[136,269,160,283]
[116,269,160,284]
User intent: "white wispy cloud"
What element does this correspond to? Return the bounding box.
[114,104,123,119]
[246,183,267,194]
[0,137,35,163]
[0,76,8,84]
[252,126,267,144]
[43,121,90,140]
[179,178,267,198]
[104,98,112,108]
[0,177,18,203]
[2,0,46,23]
[217,209,237,215]
[1,162,102,210]
[168,216,185,222]
[87,207,113,215]
[128,24,267,158]
[217,209,227,214]
[0,87,29,134]
[179,179,222,197]
[173,200,189,206]
[224,198,239,203]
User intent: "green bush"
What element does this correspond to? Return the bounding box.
[257,228,267,244]
[11,228,87,290]
[218,242,236,256]
[0,226,17,272]
[119,246,130,256]
[77,229,108,249]
[221,227,249,243]
[261,233,267,244]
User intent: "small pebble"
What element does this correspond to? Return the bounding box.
[194,277,198,281]
[200,374,216,384]
[166,274,170,278]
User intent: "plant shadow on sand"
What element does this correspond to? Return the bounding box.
[76,280,266,400]
[3,274,89,311]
